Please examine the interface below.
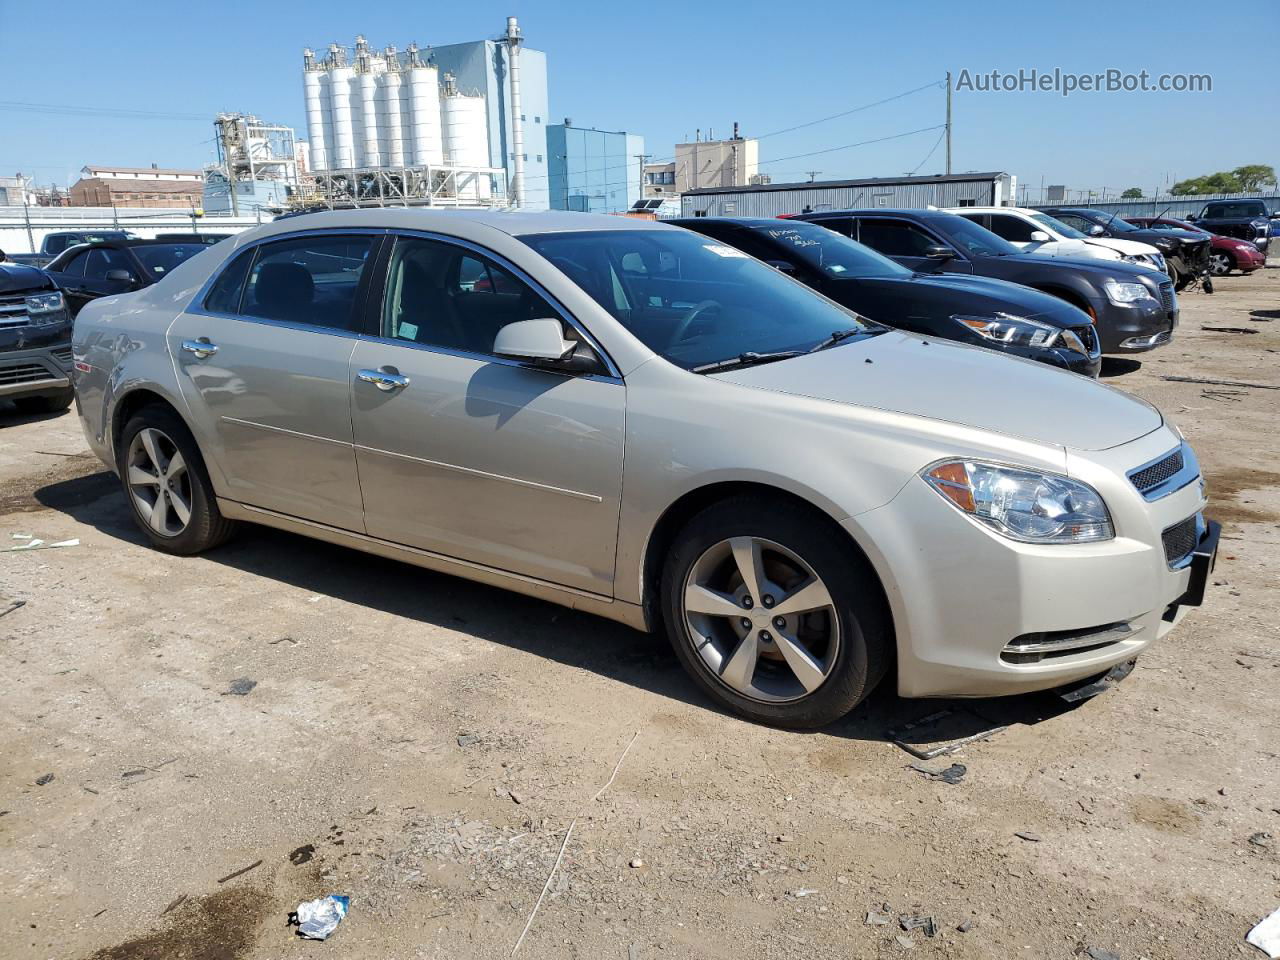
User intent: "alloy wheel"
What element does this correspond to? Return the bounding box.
[682,536,840,703]
[126,427,193,538]
[1208,252,1231,276]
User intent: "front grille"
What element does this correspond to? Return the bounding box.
[1162,515,1198,566]
[0,362,53,386]
[1130,448,1183,494]
[1158,280,1176,312]
[0,292,28,328]
[50,347,73,365]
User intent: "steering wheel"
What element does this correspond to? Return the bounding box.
[667,300,721,348]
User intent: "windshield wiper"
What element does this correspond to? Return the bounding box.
[807,327,863,353]
[691,350,804,374]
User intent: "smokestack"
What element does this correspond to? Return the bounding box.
[505,16,525,207]
[733,121,739,140]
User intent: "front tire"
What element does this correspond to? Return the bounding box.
[117,405,237,555]
[1208,251,1233,276]
[660,497,890,729]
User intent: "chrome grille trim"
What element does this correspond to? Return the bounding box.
[1128,442,1200,501]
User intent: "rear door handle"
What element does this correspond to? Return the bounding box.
[357,368,410,391]
[181,338,218,358]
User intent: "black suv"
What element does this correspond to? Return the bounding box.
[0,256,74,413]
[791,209,1178,354]
[44,238,210,317]
[1040,207,1212,289]
[671,217,1100,377]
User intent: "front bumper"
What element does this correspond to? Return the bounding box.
[0,341,73,399]
[846,428,1212,699]
[1092,293,1176,354]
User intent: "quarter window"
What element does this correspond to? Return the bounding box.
[204,249,254,314]
[987,214,1038,242]
[380,236,559,355]
[241,235,373,331]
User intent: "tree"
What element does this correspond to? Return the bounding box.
[1232,164,1277,192]
[1121,187,1143,199]
[1200,171,1244,194]
[1171,177,1206,196]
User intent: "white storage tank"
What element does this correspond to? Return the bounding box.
[358,69,380,167]
[329,63,356,169]
[407,59,443,167]
[302,53,329,171]
[442,82,490,199]
[377,63,405,168]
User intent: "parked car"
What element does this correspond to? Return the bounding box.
[0,253,74,413]
[1039,208,1211,289]
[1122,216,1266,276]
[1185,198,1274,253]
[670,216,1100,377]
[72,209,1218,728]
[44,239,210,317]
[6,230,138,269]
[947,206,1166,272]
[791,209,1179,354]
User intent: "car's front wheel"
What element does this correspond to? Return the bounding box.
[118,405,237,555]
[661,497,890,729]
[1208,251,1234,276]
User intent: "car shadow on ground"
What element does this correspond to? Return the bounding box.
[1099,357,1143,378]
[35,470,1103,750]
[0,401,73,427]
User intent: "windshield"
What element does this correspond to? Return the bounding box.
[520,229,878,370]
[131,243,207,277]
[1030,212,1087,240]
[939,216,1021,257]
[1099,214,1139,233]
[748,222,911,279]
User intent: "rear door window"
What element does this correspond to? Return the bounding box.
[987,214,1038,242]
[241,235,373,331]
[84,247,136,281]
[855,218,940,257]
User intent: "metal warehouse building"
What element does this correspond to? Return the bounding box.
[679,172,1015,218]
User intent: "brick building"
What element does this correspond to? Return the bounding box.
[69,165,204,208]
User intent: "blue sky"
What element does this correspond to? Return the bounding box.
[1,0,1275,198]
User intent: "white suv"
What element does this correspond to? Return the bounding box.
[946,206,1166,273]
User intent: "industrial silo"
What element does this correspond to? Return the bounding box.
[328,43,356,170]
[441,74,490,199]
[405,44,443,167]
[354,37,381,168]
[302,49,329,171]
[377,46,405,168]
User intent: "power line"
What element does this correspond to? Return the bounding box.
[0,100,210,121]
[759,124,948,167]
[752,78,944,142]
[908,128,947,176]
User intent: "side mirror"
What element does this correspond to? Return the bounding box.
[494,318,576,363]
[1088,225,1106,236]
[1029,230,1051,242]
[105,269,136,285]
[764,259,796,274]
[923,244,956,260]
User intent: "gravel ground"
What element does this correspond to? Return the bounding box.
[1,260,1278,960]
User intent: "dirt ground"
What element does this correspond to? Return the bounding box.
[1,261,1278,960]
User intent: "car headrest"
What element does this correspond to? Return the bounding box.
[255,262,314,312]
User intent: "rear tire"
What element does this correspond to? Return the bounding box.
[117,405,237,555]
[660,496,891,729]
[14,388,73,414]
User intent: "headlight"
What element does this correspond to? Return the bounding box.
[951,313,1061,348]
[1056,328,1089,356]
[24,291,66,324]
[1148,252,1166,270]
[923,460,1113,543]
[1103,281,1153,306]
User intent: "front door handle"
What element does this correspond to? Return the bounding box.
[181,338,218,358]
[357,368,410,392]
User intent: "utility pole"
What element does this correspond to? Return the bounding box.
[805,170,821,182]
[945,71,952,175]
[19,175,35,253]
[634,153,650,209]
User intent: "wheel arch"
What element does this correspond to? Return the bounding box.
[1027,283,1094,318]
[108,386,222,495]
[638,480,894,645]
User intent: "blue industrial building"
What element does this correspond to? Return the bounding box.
[546,122,643,214]
[430,36,551,211]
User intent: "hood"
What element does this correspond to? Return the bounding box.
[0,262,54,294]
[884,272,1089,328]
[714,331,1162,452]
[1085,237,1160,257]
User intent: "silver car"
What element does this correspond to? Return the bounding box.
[72,210,1218,728]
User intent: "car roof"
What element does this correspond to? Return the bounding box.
[669,217,789,228]
[252,207,673,239]
[799,208,960,221]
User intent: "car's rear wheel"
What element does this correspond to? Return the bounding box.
[1208,251,1234,276]
[14,388,73,414]
[118,406,236,554]
[661,497,890,728]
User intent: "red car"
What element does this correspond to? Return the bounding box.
[1124,216,1266,276]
